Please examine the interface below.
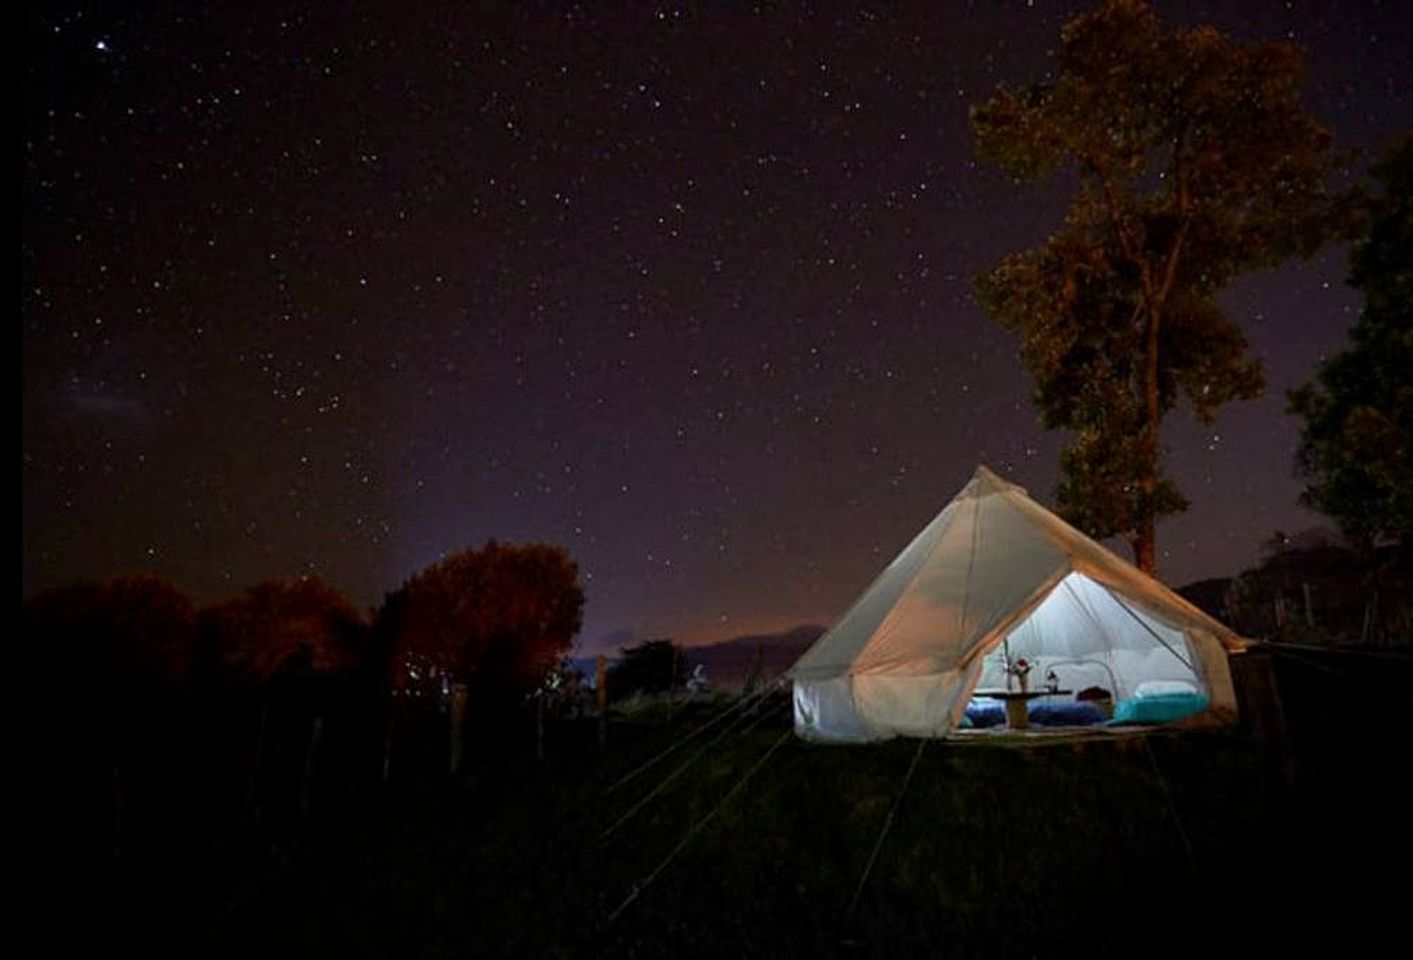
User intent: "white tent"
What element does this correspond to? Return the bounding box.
[791,465,1246,742]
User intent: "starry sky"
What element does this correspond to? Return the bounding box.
[22,2,1413,652]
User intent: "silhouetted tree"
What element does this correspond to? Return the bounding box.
[1290,135,1413,551]
[200,577,366,686]
[382,541,584,698]
[972,0,1345,572]
[198,576,367,834]
[607,639,688,701]
[378,541,584,767]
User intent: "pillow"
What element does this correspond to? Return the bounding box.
[1112,692,1209,725]
[1134,679,1200,699]
[964,699,1007,729]
[1028,701,1108,727]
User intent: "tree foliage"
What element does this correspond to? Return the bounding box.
[25,572,197,707]
[971,0,1343,570]
[199,576,367,690]
[1290,136,1413,550]
[607,638,688,701]
[380,541,584,702]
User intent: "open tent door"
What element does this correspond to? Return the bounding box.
[969,572,1205,702]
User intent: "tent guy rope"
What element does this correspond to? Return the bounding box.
[848,737,927,916]
[602,677,785,797]
[598,693,788,843]
[606,726,793,924]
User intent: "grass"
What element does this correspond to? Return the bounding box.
[107,679,1404,959]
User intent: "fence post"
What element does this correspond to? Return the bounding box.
[1231,648,1295,785]
[112,764,124,860]
[669,645,680,719]
[596,655,608,749]
[301,715,324,819]
[743,643,764,697]
[382,708,394,784]
[243,697,270,839]
[535,693,545,761]
[449,682,468,775]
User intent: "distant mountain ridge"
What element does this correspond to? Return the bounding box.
[685,624,826,688]
[570,623,826,691]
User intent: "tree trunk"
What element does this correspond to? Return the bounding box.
[1137,297,1163,576]
[1131,520,1156,574]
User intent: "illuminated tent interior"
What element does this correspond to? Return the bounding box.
[790,466,1246,742]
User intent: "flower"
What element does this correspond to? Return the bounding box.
[1008,657,1032,678]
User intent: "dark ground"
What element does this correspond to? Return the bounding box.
[81,645,1410,959]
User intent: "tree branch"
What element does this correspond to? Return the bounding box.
[1093,158,1140,264]
[1154,126,1192,316]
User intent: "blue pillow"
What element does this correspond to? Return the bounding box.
[1028,700,1108,727]
[964,699,1007,728]
[1111,692,1209,725]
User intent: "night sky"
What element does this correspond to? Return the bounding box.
[22,2,1413,652]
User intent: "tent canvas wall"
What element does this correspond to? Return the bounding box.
[790,466,1246,742]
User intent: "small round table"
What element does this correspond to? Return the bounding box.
[972,688,1073,730]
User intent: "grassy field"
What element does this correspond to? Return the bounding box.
[93,657,1404,959]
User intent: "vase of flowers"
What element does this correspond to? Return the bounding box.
[1008,657,1032,693]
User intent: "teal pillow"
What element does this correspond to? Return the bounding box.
[1112,692,1209,725]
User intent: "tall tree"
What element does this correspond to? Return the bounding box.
[971,0,1342,571]
[380,541,584,703]
[378,542,583,772]
[1289,136,1413,550]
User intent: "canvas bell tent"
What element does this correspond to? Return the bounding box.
[791,466,1246,742]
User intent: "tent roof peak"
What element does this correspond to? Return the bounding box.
[964,464,1028,498]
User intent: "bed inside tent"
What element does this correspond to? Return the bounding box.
[958,571,1215,732]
